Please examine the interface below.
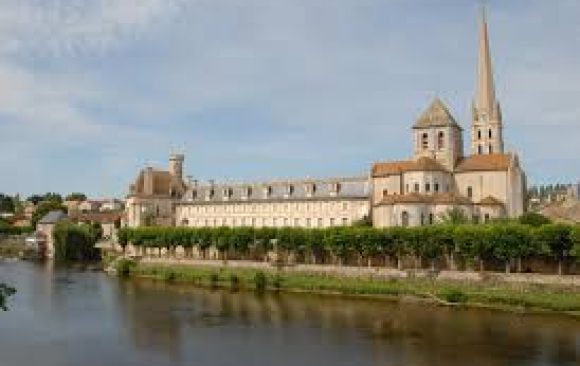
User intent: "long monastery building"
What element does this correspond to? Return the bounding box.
[125,11,526,229]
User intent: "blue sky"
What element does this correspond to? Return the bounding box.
[0,0,578,197]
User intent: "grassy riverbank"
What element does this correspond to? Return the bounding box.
[117,260,580,315]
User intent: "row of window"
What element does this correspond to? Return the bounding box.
[420,131,446,151]
[181,217,351,228]
[404,182,449,194]
[191,183,342,200]
[181,201,352,215]
[400,211,490,227]
[477,129,493,140]
[477,144,494,154]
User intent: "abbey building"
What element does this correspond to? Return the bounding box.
[125,11,526,229]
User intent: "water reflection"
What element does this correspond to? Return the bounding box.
[0,260,578,366]
[117,278,579,366]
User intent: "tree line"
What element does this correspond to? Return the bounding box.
[118,221,580,275]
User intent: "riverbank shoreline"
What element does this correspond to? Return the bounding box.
[113,258,580,317]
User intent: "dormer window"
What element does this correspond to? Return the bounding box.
[246,186,253,198]
[287,184,295,196]
[264,186,273,198]
[330,182,342,196]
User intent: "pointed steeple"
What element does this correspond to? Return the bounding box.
[471,7,504,155]
[475,7,496,115]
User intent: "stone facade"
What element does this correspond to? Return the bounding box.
[176,178,370,229]
[125,10,526,229]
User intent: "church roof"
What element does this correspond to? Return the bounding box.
[130,168,185,198]
[454,153,511,172]
[376,192,472,206]
[412,98,462,130]
[371,157,448,177]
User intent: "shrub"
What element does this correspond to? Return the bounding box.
[439,288,468,304]
[162,270,177,282]
[254,271,267,291]
[209,273,220,288]
[116,259,137,277]
[272,275,283,290]
[229,274,240,289]
[519,212,551,227]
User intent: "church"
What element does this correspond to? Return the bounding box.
[125,11,526,229]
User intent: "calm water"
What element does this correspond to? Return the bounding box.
[0,260,578,366]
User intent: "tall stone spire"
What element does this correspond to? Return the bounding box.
[471,7,504,155]
[475,8,495,114]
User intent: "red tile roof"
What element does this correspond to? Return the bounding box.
[372,157,448,177]
[455,153,511,172]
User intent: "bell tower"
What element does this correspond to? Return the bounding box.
[471,9,504,155]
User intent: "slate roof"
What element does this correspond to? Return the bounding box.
[38,210,67,224]
[180,177,369,204]
[412,98,462,130]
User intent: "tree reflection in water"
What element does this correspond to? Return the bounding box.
[116,278,579,366]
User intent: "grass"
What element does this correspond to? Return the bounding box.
[121,261,580,314]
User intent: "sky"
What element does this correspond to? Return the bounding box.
[0,0,578,198]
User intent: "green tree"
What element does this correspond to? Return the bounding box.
[53,221,100,261]
[0,283,16,311]
[518,212,551,227]
[438,207,469,225]
[0,194,15,213]
[535,224,573,275]
[31,201,67,228]
[65,193,87,202]
[571,226,580,261]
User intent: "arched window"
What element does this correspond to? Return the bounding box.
[437,131,444,150]
[477,145,483,155]
[422,133,429,150]
[488,144,493,154]
[477,130,482,140]
[467,186,473,198]
[401,211,409,227]
[488,129,492,138]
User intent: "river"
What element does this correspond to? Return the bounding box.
[0,260,578,366]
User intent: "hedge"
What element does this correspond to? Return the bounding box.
[118,223,580,273]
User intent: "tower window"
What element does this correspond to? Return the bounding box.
[488,129,492,138]
[437,131,444,150]
[422,133,429,150]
